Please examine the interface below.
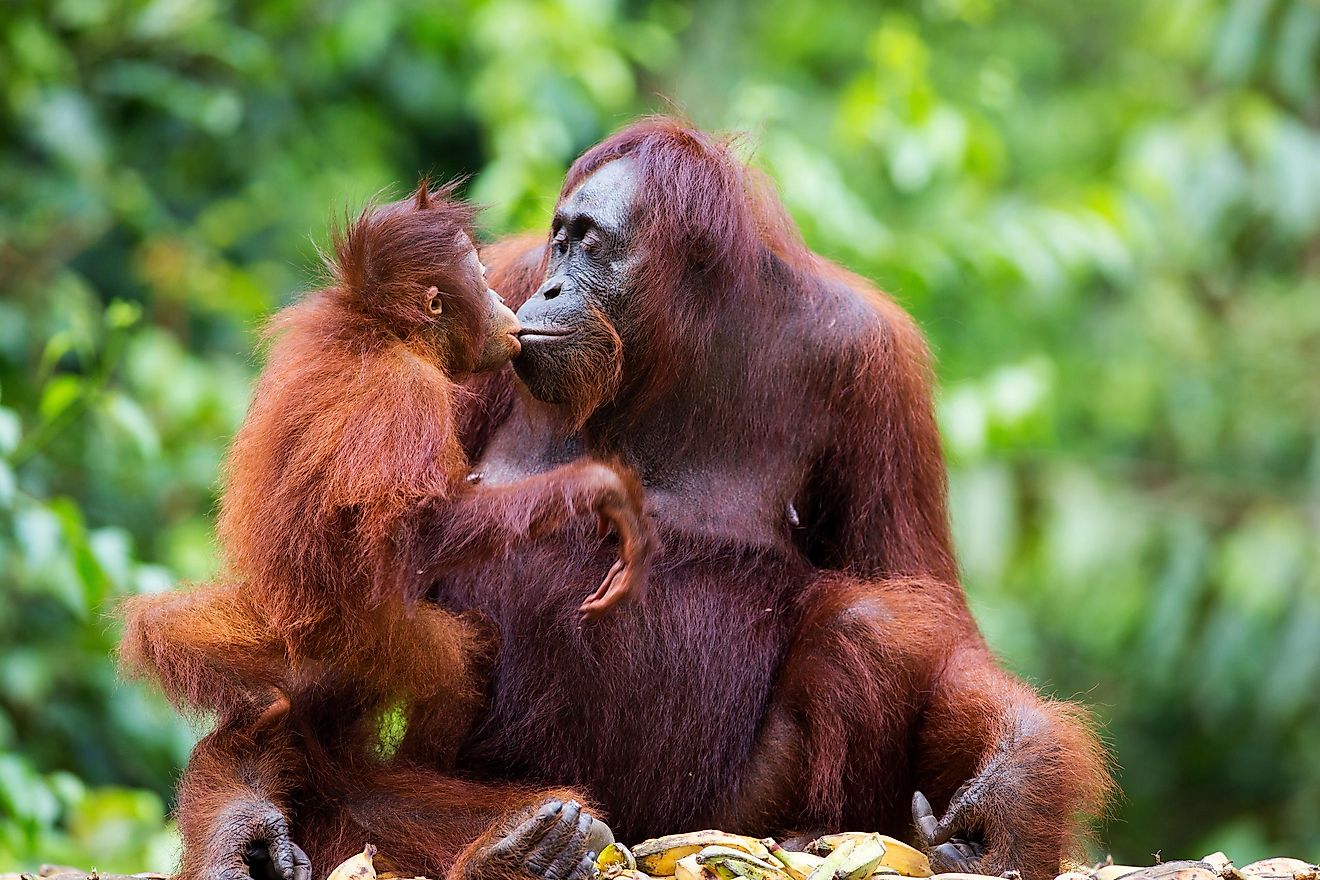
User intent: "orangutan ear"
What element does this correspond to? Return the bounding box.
[426,285,443,315]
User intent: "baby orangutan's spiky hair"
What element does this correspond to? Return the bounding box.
[325,179,484,339]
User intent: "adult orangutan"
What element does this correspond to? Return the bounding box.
[176,118,1109,880]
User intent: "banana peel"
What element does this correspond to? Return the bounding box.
[874,837,931,878]
[599,843,639,876]
[1240,861,1319,880]
[633,832,773,876]
[1108,863,1219,880]
[765,842,827,880]
[618,830,1315,880]
[678,854,714,880]
[1092,866,1142,880]
[328,846,378,880]
[807,835,887,880]
[794,833,927,879]
[697,845,795,880]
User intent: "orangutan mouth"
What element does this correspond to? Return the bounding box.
[518,327,575,342]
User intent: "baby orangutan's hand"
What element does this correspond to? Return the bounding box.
[578,464,655,621]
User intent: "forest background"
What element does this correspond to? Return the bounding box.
[1,0,1318,870]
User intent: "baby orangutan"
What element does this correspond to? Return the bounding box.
[121,179,655,725]
[120,181,647,880]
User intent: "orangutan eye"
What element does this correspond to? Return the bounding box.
[581,228,602,255]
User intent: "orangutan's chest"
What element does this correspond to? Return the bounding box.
[432,521,810,826]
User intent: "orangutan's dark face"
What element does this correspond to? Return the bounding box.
[512,159,639,415]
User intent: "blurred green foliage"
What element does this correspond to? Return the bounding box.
[1,0,1317,871]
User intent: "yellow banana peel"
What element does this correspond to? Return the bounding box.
[633,832,773,876]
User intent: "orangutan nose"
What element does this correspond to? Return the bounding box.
[535,276,564,300]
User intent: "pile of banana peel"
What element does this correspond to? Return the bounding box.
[327,831,1319,880]
[597,831,930,880]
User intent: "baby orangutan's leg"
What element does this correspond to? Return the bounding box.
[296,760,611,880]
[176,708,308,880]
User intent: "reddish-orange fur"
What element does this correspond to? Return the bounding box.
[426,119,1111,880]
[129,118,1110,880]
[121,182,498,715]
[120,183,648,880]
[175,701,597,880]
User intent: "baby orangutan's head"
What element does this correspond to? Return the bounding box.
[329,180,520,375]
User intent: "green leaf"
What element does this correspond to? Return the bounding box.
[38,374,83,422]
[29,88,106,172]
[89,528,135,594]
[38,330,76,379]
[0,755,59,831]
[1210,0,1275,83]
[14,504,63,572]
[14,502,87,617]
[102,392,161,459]
[0,461,15,510]
[104,299,143,330]
[46,770,87,814]
[375,701,409,759]
[1274,1,1320,107]
[0,407,20,456]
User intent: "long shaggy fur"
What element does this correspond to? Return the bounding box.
[122,181,493,716]
[430,117,1110,880]
[143,117,1110,880]
[119,183,637,880]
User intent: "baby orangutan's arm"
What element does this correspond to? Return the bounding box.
[120,583,289,719]
[401,459,654,620]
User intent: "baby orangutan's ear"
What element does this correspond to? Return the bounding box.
[426,286,443,315]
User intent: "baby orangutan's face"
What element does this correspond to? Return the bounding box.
[466,247,522,373]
